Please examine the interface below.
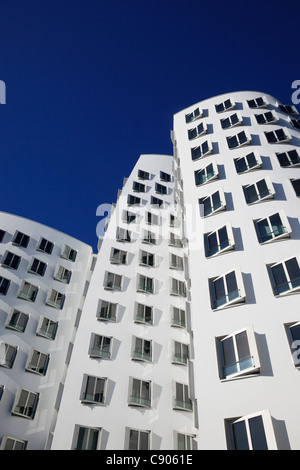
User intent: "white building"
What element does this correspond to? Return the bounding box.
[1,91,300,450]
[0,212,95,450]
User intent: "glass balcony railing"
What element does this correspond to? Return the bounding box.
[223,356,254,377]
[130,395,151,407]
[214,289,240,308]
[274,276,300,295]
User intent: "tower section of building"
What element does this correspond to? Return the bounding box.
[51,154,197,450]
[173,91,300,450]
[0,212,94,450]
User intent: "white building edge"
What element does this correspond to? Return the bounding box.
[1,91,300,450]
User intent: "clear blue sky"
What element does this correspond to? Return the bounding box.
[0,0,298,251]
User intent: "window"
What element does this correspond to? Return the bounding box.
[142,229,157,245]
[169,253,184,270]
[247,97,267,108]
[2,251,21,269]
[0,276,10,295]
[220,112,242,129]
[89,334,111,359]
[291,179,300,196]
[225,410,277,450]
[155,182,167,195]
[129,378,151,407]
[127,194,141,206]
[234,150,262,174]
[151,196,163,207]
[285,322,300,367]
[134,303,153,325]
[54,265,72,283]
[124,210,136,224]
[191,140,212,161]
[18,282,38,302]
[145,211,159,225]
[138,169,150,180]
[61,245,77,262]
[290,118,300,129]
[132,181,145,192]
[215,98,234,113]
[127,428,150,450]
[132,337,152,362]
[12,231,29,248]
[279,104,298,116]
[204,224,234,258]
[210,268,245,309]
[254,211,291,243]
[97,300,117,322]
[169,213,180,228]
[139,250,155,267]
[82,375,106,405]
[37,237,54,254]
[137,275,154,293]
[199,189,226,217]
[6,309,28,332]
[28,258,47,276]
[194,162,218,186]
[265,128,290,143]
[104,272,122,291]
[12,388,39,419]
[276,149,300,167]
[188,121,207,140]
[116,227,131,242]
[25,349,49,375]
[255,111,278,124]
[227,130,251,149]
[0,230,5,243]
[169,232,183,247]
[46,289,65,309]
[185,106,202,123]
[160,171,171,182]
[73,426,101,450]
[243,177,274,204]
[173,382,192,411]
[173,341,189,365]
[217,326,260,379]
[268,256,300,296]
[170,278,186,297]
[0,342,17,368]
[176,433,194,450]
[37,316,58,340]
[110,248,127,265]
[0,436,27,450]
[171,306,186,328]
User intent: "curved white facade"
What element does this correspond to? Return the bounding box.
[0,212,94,450]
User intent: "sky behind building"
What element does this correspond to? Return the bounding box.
[0,0,298,251]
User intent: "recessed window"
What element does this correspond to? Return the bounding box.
[243,178,274,204]
[169,232,183,247]
[247,97,267,108]
[185,107,202,123]
[171,306,186,328]
[145,211,159,225]
[97,300,117,322]
[139,250,155,267]
[276,149,300,167]
[61,245,77,262]
[173,341,189,365]
[127,428,150,450]
[28,258,47,276]
[89,334,112,359]
[132,181,145,192]
[46,289,65,309]
[137,275,154,293]
[6,309,28,332]
[0,230,5,243]
[188,121,207,140]
[12,231,30,248]
[142,229,157,245]
[220,112,242,129]
[204,223,234,257]
[37,316,58,340]
[129,378,151,407]
[217,326,260,380]
[0,343,17,368]
[25,349,49,375]
[155,182,167,195]
[104,272,122,291]
[227,130,251,149]
[54,265,72,283]
[176,433,194,450]
[134,303,153,325]
[173,382,192,411]
[170,278,186,297]
[234,151,262,174]
[0,436,27,450]
[123,210,137,224]
[110,248,127,265]
[81,375,107,405]
[12,388,39,419]
[215,98,234,113]
[116,227,131,242]
[138,169,150,180]
[73,426,101,450]
[169,253,184,270]
[209,268,245,310]
[37,237,54,254]
[151,196,163,207]
[279,104,298,116]
[199,189,226,217]
[127,194,141,206]
[268,256,300,296]
[265,128,290,144]
[132,337,152,362]
[191,140,212,161]
[2,251,21,269]
[254,211,291,243]
[290,118,300,129]
[255,111,277,124]
[291,179,300,197]
[18,282,38,302]
[160,171,171,182]
[195,162,218,186]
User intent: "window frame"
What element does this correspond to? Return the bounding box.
[247,96,268,109]
[12,388,39,420]
[170,277,187,297]
[12,231,30,248]
[264,127,291,144]
[194,161,218,186]
[253,210,291,244]
[276,149,300,167]
[173,381,193,411]
[209,267,245,310]
[25,348,50,376]
[234,150,262,174]
[255,110,278,125]
[137,274,154,294]
[97,300,118,322]
[188,120,207,140]
[267,255,300,296]
[128,377,151,408]
[5,309,29,333]
[17,281,38,302]
[220,111,243,129]
[46,289,65,309]
[134,303,153,325]
[227,130,251,149]
[81,374,107,405]
[191,139,213,161]
[243,177,275,205]
[61,245,77,262]
[215,98,235,113]
[132,336,152,362]
[104,271,122,291]
[199,189,226,217]
[185,106,203,123]
[204,222,235,258]
[1,251,21,270]
[37,237,54,254]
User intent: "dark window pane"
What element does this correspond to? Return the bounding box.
[222,337,235,367]
[236,331,250,361]
[249,416,268,450]
[232,420,249,450]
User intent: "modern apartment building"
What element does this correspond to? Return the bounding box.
[0,91,299,450]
